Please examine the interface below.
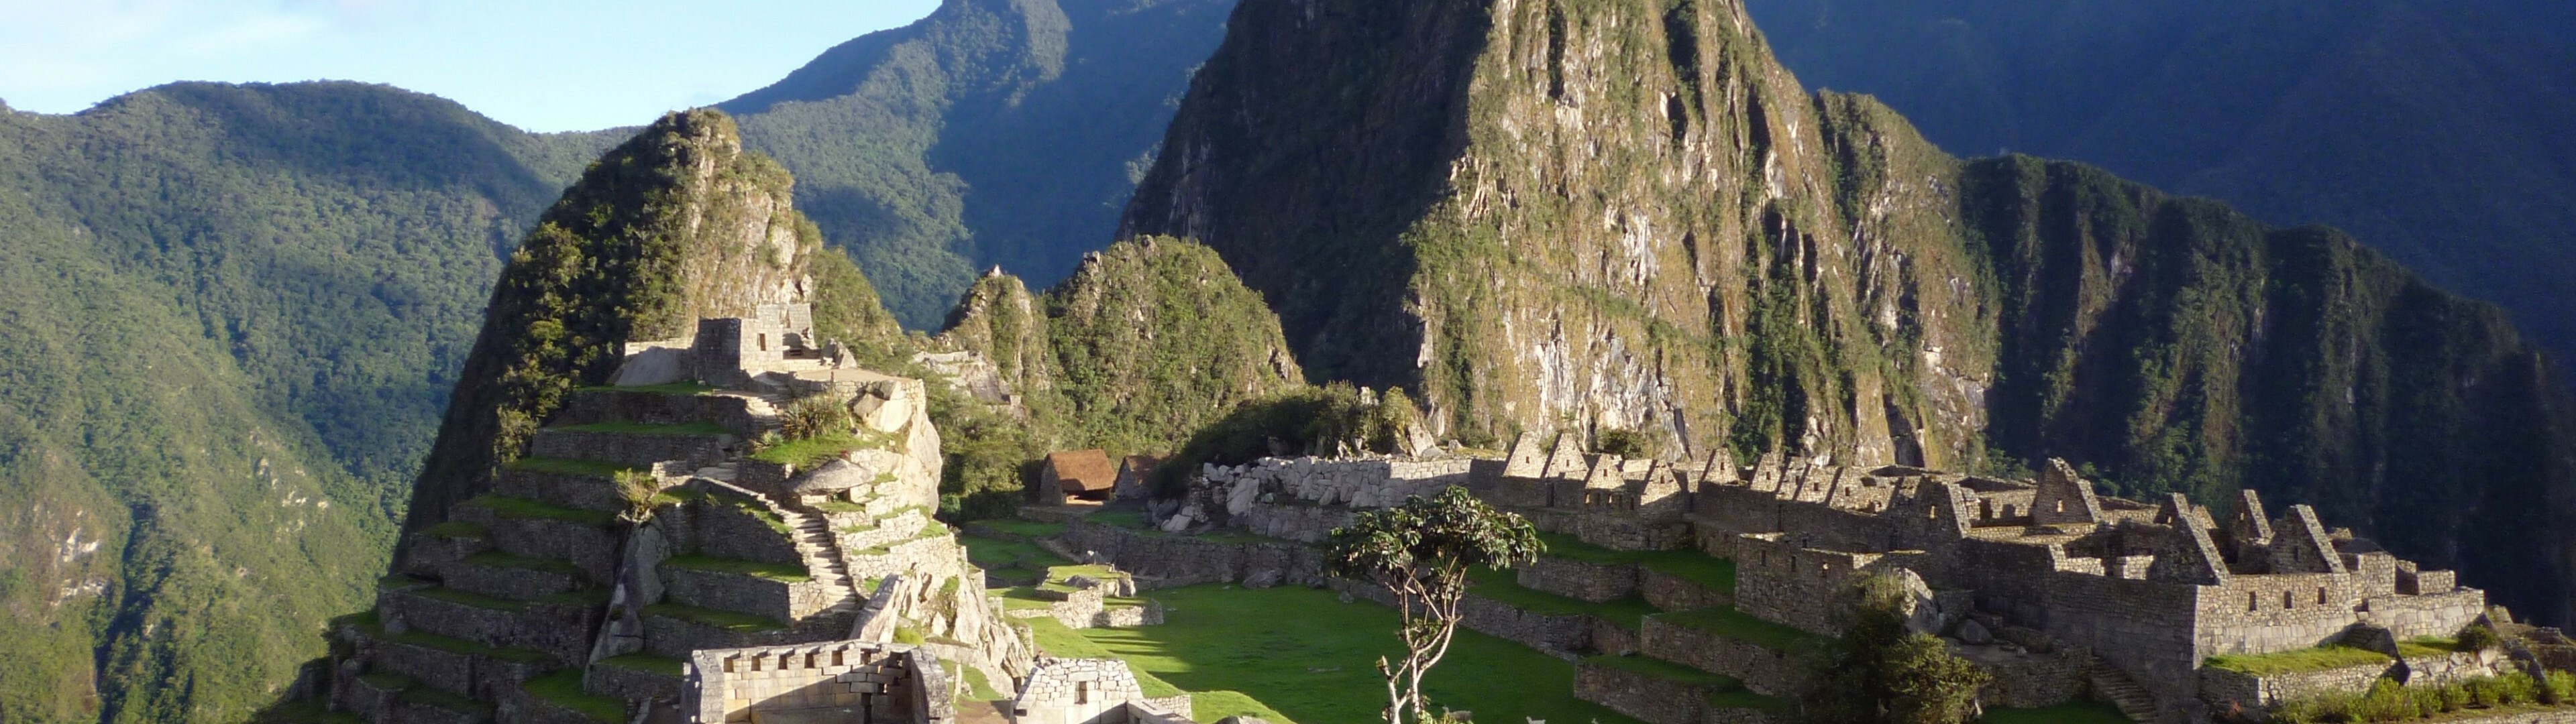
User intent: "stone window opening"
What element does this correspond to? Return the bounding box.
[723,656,737,673]
[750,656,763,672]
[2317,588,2328,605]
[2055,499,2067,514]
[1076,681,1090,705]
[2282,591,2294,609]
[805,652,818,668]
[833,650,845,667]
[758,333,768,351]
[2248,592,2259,611]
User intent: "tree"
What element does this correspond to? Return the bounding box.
[1796,573,1991,724]
[1326,486,1544,723]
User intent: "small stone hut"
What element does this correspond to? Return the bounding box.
[1042,450,1118,502]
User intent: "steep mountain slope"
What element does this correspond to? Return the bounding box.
[1122,0,2576,623]
[1746,0,2576,365]
[400,109,900,538]
[721,0,1236,328]
[0,83,618,724]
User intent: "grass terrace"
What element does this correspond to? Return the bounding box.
[2398,636,2466,658]
[413,585,526,612]
[661,555,812,583]
[419,521,487,540]
[465,551,581,577]
[576,381,718,396]
[974,519,1069,539]
[2204,645,2394,676]
[550,420,731,436]
[464,495,616,527]
[503,457,645,477]
[1980,701,2134,723]
[1466,567,1659,629]
[371,625,553,666]
[1537,532,1737,592]
[1651,606,1825,651]
[523,670,625,723]
[399,685,490,715]
[642,603,789,633]
[749,426,905,469]
[1067,584,1642,724]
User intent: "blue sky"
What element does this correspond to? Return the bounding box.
[0,0,942,132]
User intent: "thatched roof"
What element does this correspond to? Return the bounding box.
[1046,449,1118,493]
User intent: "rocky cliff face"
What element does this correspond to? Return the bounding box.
[1122,0,2576,623]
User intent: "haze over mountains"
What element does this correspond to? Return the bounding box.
[0,0,2570,722]
[1745,0,2576,363]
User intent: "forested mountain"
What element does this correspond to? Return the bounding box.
[0,83,619,723]
[1122,0,2576,628]
[1743,0,2576,363]
[722,0,1237,328]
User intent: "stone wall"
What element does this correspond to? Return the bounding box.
[1573,660,1723,724]
[529,428,732,471]
[659,567,845,622]
[589,662,684,705]
[2360,589,2488,640]
[1638,617,1803,696]
[1960,646,2088,709]
[1640,569,1733,611]
[665,491,806,566]
[2194,573,2363,657]
[1059,519,1324,589]
[1517,557,1639,603]
[2198,663,2389,710]
[683,642,945,724]
[554,389,766,438]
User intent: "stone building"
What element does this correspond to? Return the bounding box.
[1040,450,1119,503]
[684,641,952,724]
[1007,658,1193,724]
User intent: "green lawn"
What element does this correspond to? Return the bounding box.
[1650,606,1825,651]
[1980,701,2133,723]
[2398,636,2465,658]
[1533,532,1737,593]
[959,534,1071,571]
[550,420,731,436]
[975,520,1069,538]
[2204,645,2392,676]
[1466,567,1660,629]
[503,457,644,477]
[1067,584,1644,724]
[465,495,616,527]
[523,670,626,723]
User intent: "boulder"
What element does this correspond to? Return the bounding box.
[1957,619,1994,646]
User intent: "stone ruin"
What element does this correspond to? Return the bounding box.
[1117,432,2499,722]
[303,304,1189,724]
[1007,658,1193,724]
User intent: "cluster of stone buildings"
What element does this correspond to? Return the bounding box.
[1117,432,2508,722]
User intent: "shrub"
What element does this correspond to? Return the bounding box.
[780,394,853,440]
[2547,671,2576,704]
[1595,428,1652,459]
[2465,676,2504,707]
[2435,682,2469,711]
[614,469,661,522]
[2501,672,2540,705]
[2457,622,2503,653]
[2349,679,2418,722]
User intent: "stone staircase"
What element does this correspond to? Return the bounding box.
[2086,660,2159,722]
[781,505,864,617]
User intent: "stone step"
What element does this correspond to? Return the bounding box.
[2085,662,2157,723]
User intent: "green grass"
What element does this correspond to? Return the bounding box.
[1191,690,1300,724]
[523,670,626,723]
[1533,533,1737,593]
[533,589,612,607]
[642,603,790,633]
[596,654,686,676]
[748,427,904,468]
[2399,636,2465,658]
[1087,510,1153,530]
[958,664,1006,702]
[549,420,730,436]
[398,686,490,715]
[465,495,616,527]
[356,672,416,692]
[1069,584,1644,724]
[1979,701,2134,723]
[1466,568,1659,629]
[1585,654,1741,689]
[1038,564,1127,593]
[577,381,718,395]
[466,551,582,577]
[661,555,812,583]
[2204,645,2393,676]
[811,499,869,514]
[378,627,553,665]
[960,534,1070,570]
[503,457,645,477]
[975,520,1069,538]
[1651,606,1825,651]
[413,585,525,612]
